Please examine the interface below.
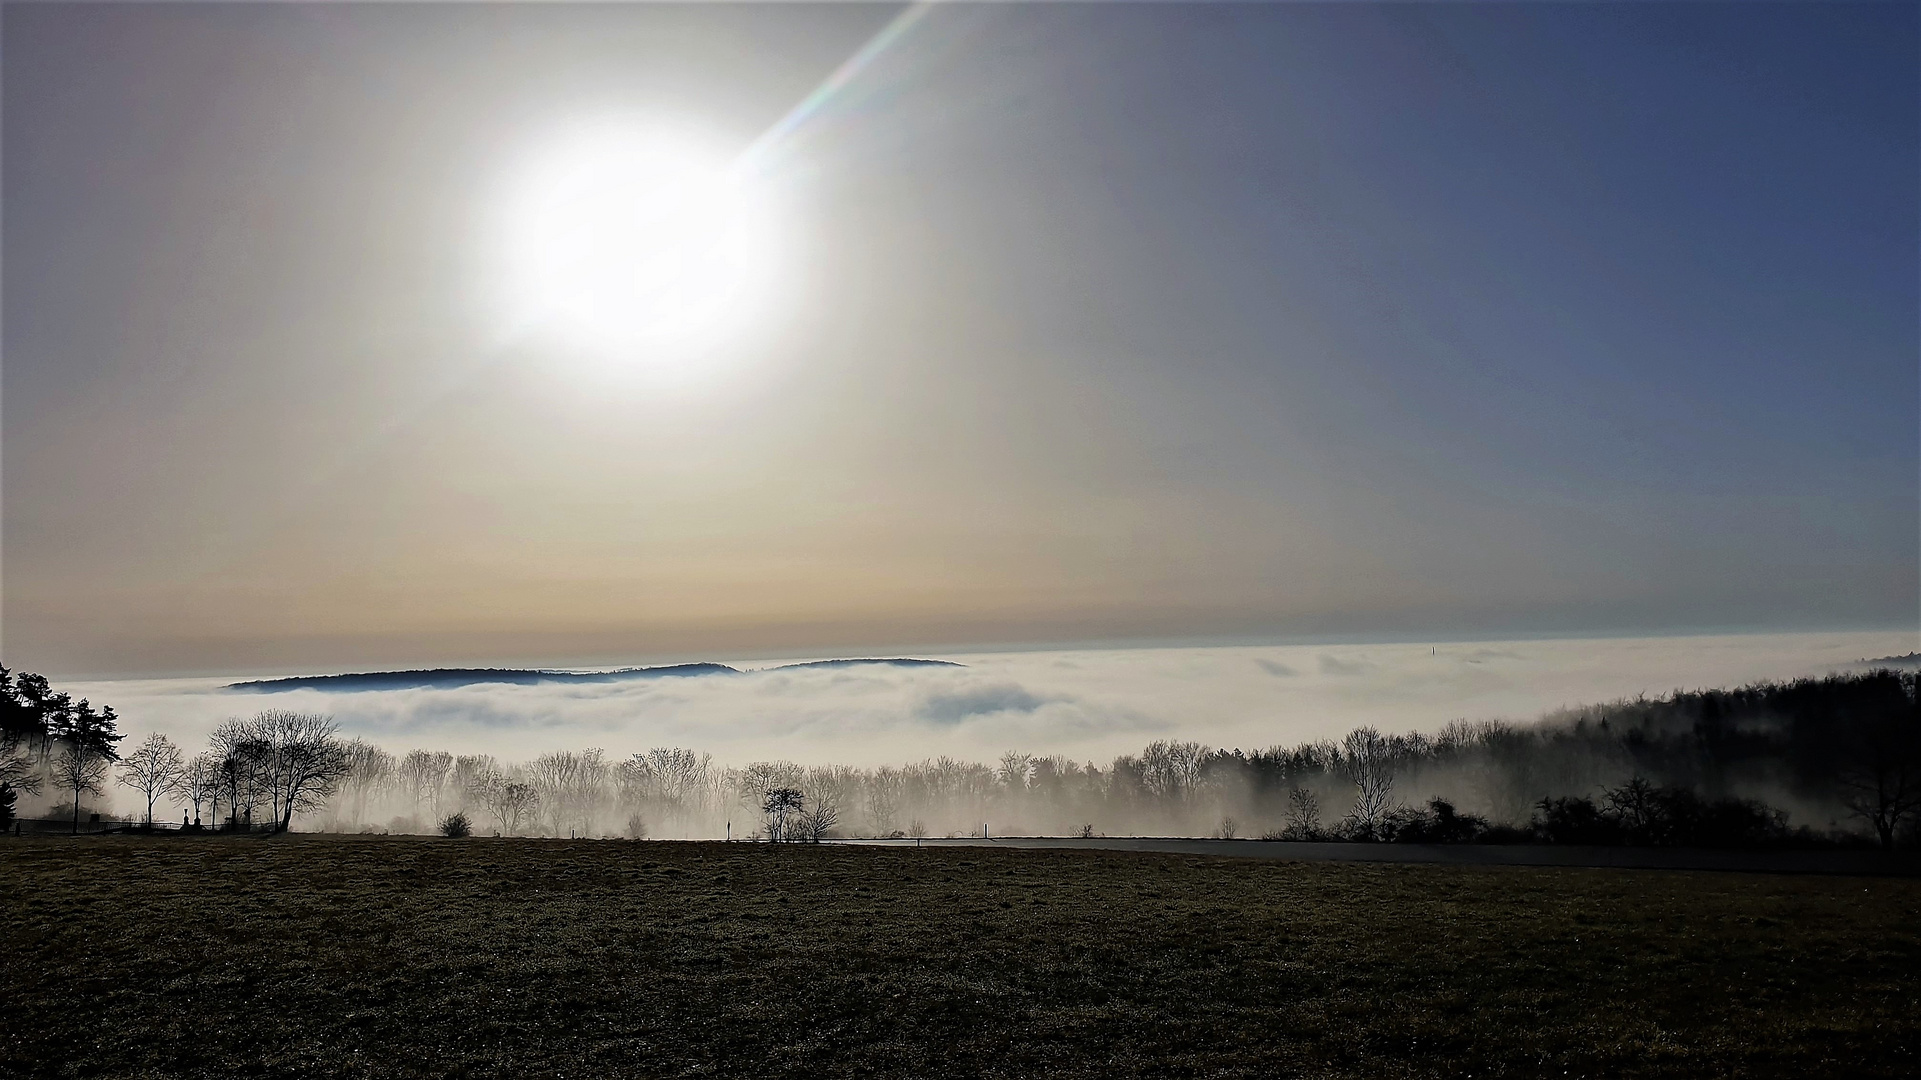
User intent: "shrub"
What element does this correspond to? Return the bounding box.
[1532,796,1622,845]
[793,800,839,842]
[1617,784,1790,848]
[438,812,472,838]
[1527,782,1796,848]
[626,814,649,840]
[1382,798,1492,844]
[1689,796,1789,848]
[1332,814,1388,842]
[1478,823,1535,844]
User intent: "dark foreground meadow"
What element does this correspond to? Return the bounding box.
[3,837,1916,1079]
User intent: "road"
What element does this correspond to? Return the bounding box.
[840,836,1921,876]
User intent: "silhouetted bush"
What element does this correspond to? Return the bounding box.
[1532,796,1624,845]
[1688,796,1791,848]
[1478,823,1535,844]
[1381,798,1491,843]
[438,812,471,838]
[1528,780,1795,847]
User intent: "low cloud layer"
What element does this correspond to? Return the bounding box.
[66,631,1916,782]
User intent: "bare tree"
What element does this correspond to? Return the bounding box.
[761,787,805,842]
[739,761,803,807]
[1603,776,1662,842]
[469,768,541,836]
[0,730,42,833]
[867,766,903,835]
[1284,786,1322,839]
[50,744,110,829]
[339,740,395,828]
[1340,728,1395,839]
[450,754,498,815]
[793,791,840,842]
[1141,740,1210,802]
[399,749,453,818]
[615,755,654,821]
[651,748,711,835]
[997,752,1034,791]
[497,778,538,835]
[255,712,349,832]
[227,748,270,828]
[183,752,220,826]
[210,718,271,828]
[527,749,610,835]
[1838,710,1920,849]
[117,732,186,825]
[526,751,573,834]
[614,748,711,836]
[0,732,42,801]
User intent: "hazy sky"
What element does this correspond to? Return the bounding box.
[6,3,1916,678]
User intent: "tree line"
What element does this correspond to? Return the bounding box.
[2,668,350,834]
[4,666,1916,848]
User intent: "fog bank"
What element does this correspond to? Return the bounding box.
[72,630,1915,772]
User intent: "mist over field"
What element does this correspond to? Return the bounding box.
[73,630,1913,781]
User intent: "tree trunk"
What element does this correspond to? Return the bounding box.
[279,775,299,833]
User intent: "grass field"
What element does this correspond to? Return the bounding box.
[3,836,1916,1078]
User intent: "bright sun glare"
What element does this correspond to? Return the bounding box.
[497,121,776,363]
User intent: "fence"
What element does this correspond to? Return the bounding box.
[10,817,276,837]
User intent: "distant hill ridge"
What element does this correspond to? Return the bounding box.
[225,658,962,693]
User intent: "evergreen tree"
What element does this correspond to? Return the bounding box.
[49,701,124,833]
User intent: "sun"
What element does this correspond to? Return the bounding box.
[494,120,777,363]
